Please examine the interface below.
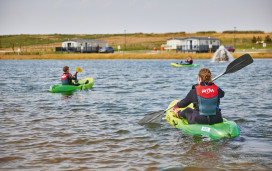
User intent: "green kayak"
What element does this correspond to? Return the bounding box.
[171,63,200,67]
[49,77,94,93]
[166,100,240,140]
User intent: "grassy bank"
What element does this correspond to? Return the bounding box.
[1,52,271,60]
[1,32,271,53]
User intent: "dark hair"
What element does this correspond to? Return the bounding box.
[198,68,212,83]
[63,66,69,72]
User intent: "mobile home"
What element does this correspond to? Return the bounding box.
[178,37,220,53]
[163,37,220,53]
[56,39,108,53]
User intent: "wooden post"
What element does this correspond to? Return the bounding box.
[209,44,212,53]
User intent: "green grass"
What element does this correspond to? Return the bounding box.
[0,35,54,48]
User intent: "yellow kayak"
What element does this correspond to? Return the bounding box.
[171,63,200,67]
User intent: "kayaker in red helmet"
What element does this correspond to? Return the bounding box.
[180,56,193,65]
[173,68,224,125]
[61,66,79,85]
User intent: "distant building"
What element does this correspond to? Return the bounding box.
[162,37,220,53]
[56,39,108,53]
[163,38,185,50]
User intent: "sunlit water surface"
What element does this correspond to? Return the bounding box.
[0,59,271,170]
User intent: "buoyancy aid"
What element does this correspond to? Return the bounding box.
[61,73,70,85]
[188,59,193,64]
[195,83,218,116]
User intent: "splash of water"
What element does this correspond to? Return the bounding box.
[211,45,234,62]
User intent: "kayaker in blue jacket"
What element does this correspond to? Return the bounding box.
[61,66,78,85]
[180,56,193,65]
[173,68,224,125]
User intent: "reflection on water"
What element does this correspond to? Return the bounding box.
[60,91,74,99]
[0,59,271,170]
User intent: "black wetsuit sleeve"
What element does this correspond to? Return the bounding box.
[218,87,225,98]
[176,89,195,108]
[69,73,77,80]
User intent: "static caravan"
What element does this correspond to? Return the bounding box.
[56,39,108,53]
[177,37,220,53]
[162,38,184,50]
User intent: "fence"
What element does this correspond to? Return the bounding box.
[55,47,101,53]
[176,45,219,53]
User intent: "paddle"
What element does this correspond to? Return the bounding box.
[73,67,82,84]
[138,54,253,124]
[76,67,82,73]
[212,54,253,81]
[75,67,90,90]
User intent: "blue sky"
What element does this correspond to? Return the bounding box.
[0,0,271,35]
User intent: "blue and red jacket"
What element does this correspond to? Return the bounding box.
[188,58,193,64]
[195,84,218,116]
[61,73,77,85]
[176,82,224,124]
[61,73,70,85]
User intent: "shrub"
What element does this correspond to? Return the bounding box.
[196,31,217,34]
[257,36,262,42]
[223,30,265,34]
[265,35,271,43]
[252,36,257,43]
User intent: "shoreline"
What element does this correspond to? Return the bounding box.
[0,52,271,60]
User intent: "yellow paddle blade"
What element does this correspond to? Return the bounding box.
[76,67,82,72]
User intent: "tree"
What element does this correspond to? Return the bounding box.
[11,43,15,52]
[265,35,271,43]
[256,36,262,42]
[252,36,257,43]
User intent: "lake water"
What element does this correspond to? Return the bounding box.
[0,58,271,170]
